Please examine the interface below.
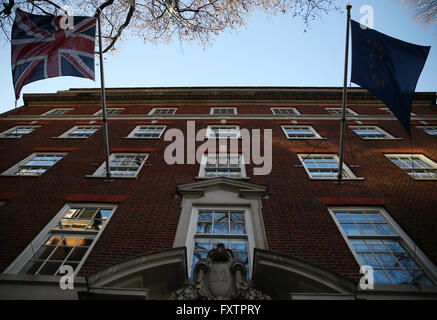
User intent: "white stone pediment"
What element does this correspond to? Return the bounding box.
[176,177,268,199]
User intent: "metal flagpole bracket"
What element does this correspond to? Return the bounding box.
[97,10,112,180]
[336,3,352,185]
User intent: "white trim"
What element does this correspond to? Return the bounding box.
[1,152,67,176]
[206,125,241,139]
[325,107,358,116]
[198,153,247,178]
[185,206,256,278]
[281,125,323,139]
[92,153,149,178]
[41,108,73,116]
[328,207,437,287]
[93,108,125,116]
[0,125,41,139]
[126,125,166,139]
[210,107,238,115]
[270,107,301,115]
[385,154,437,180]
[297,153,360,180]
[416,126,437,136]
[57,125,101,139]
[148,108,177,116]
[4,203,118,276]
[349,125,397,140]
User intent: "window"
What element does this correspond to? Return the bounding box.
[386,154,437,180]
[42,108,73,115]
[198,153,246,178]
[329,207,435,286]
[210,107,237,115]
[187,207,253,277]
[94,108,124,116]
[58,125,100,138]
[349,126,395,139]
[271,107,300,115]
[127,125,166,139]
[19,204,116,276]
[379,108,416,116]
[148,108,177,115]
[416,126,437,136]
[298,154,358,179]
[2,153,66,176]
[0,125,40,138]
[325,107,358,116]
[281,125,322,139]
[206,125,240,139]
[93,153,148,177]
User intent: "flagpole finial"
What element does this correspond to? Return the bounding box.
[346,3,352,10]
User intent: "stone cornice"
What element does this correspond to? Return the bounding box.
[22,87,436,106]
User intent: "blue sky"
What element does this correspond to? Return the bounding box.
[0,0,436,114]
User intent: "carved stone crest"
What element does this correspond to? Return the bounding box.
[170,243,270,300]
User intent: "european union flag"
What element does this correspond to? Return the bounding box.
[350,20,430,135]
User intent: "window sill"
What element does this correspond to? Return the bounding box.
[122,137,161,140]
[308,177,365,181]
[287,137,327,140]
[51,137,88,139]
[361,138,404,140]
[85,175,137,179]
[195,176,250,180]
[0,174,40,178]
[357,283,437,293]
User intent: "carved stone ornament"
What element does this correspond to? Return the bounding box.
[170,243,270,300]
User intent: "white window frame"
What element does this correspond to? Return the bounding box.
[1,152,66,176]
[4,203,117,276]
[57,125,101,139]
[270,107,301,115]
[325,107,358,116]
[0,125,40,138]
[198,153,247,178]
[210,107,237,115]
[416,126,437,136]
[185,206,256,278]
[42,108,73,116]
[385,154,437,180]
[379,108,416,116]
[328,207,437,287]
[92,153,149,178]
[126,125,166,139]
[148,108,177,116]
[349,126,396,140]
[281,125,323,139]
[298,153,360,180]
[93,108,125,116]
[206,125,241,139]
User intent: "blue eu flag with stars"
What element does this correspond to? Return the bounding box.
[350,20,430,135]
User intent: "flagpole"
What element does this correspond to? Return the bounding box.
[97,10,111,179]
[337,3,352,184]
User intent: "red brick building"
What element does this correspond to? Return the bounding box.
[0,87,436,299]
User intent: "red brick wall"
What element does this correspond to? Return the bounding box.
[0,102,436,284]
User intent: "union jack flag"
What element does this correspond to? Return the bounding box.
[11,9,97,99]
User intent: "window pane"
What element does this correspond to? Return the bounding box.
[350,240,368,252]
[386,269,411,284]
[341,223,360,235]
[366,240,386,252]
[374,269,391,284]
[336,213,352,223]
[375,253,399,268]
[197,222,212,234]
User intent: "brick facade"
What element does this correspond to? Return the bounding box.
[0,87,436,296]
